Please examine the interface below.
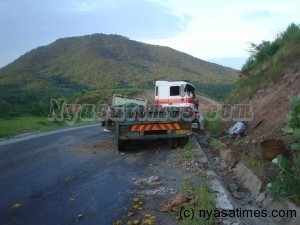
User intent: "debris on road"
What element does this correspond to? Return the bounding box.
[132,197,143,210]
[133,176,162,186]
[141,214,156,225]
[148,176,159,183]
[11,203,22,209]
[77,213,84,219]
[113,220,123,225]
[158,193,198,212]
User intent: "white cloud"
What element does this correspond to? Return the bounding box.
[143,0,300,60]
[0,0,299,67]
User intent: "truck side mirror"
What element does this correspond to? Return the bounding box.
[179,84,185,97]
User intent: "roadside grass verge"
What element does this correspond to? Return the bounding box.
[176,139,199,160]
[179,181,216,225]
[0,116,97,138]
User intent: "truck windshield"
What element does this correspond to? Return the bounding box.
[185,84,195,98]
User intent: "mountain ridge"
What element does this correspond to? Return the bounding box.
[0,33,238,115]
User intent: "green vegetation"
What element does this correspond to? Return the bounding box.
[0,83,86,117]
[0,88,140,137]
[241,23,300,75]
[229,23,300,103]
[177,140,215,225]
[210,138,227,150]
[204,112,222,135]
[269,95,300,204]
[0,33,238,117]
[270,155,300,204]
[194,82,233,101]
[248,151,265,177]
[178,141,199,159]
[179,182,215,225]
[0,116,94,138]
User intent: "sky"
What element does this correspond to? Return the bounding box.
[0,0,299,69]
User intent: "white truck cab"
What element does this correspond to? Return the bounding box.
[154,81,198,110]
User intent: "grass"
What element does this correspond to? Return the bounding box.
[229,23,300,104]
[0,87,142,138]
[228,73,262,104]
[210,138,227,150]
[176,139,199,160]
[248,151,265,177]
[204,112,222,136]
[0,116,96,138]
[179,182,216,225]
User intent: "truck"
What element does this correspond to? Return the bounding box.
[104,81,202,151]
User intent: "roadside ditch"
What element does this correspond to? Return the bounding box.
[195,131,300,225]
[113,133,299,225]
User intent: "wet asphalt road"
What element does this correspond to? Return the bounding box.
[0,124,171,225]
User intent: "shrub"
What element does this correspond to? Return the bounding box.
[269,95,300,204]
[204,112,222,135]
[270,155,300,204]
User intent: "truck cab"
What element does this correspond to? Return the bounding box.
[154,81,198,110]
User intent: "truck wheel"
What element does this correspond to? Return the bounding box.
[167,139,177,149]
[117,139,126,152]
[178,137,189,148]
[105,119,116,132]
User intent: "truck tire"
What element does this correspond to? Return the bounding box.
[105,119,116,132]
[117,139,126,152]
[167,139,177,149]
[178,137,189,148]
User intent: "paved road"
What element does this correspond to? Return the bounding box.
[0,125,173,225]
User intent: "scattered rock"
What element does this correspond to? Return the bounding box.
[257,202,263,208]
[233,193,241,200]
[142,214,156,225]
[127,211,134,217]
[11,203,22,209]
[220,162,227,171]
[113,220,123,225]
[255,192,266,203]
[251,139,257,145]
[228,183,238,192]
[148,176,159,183]
[77,213,84,219]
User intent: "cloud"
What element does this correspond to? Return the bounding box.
[243,11,277,20]
[1,0,188,38]
[0,0,188,67]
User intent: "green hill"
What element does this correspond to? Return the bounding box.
[0,34,238,116]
